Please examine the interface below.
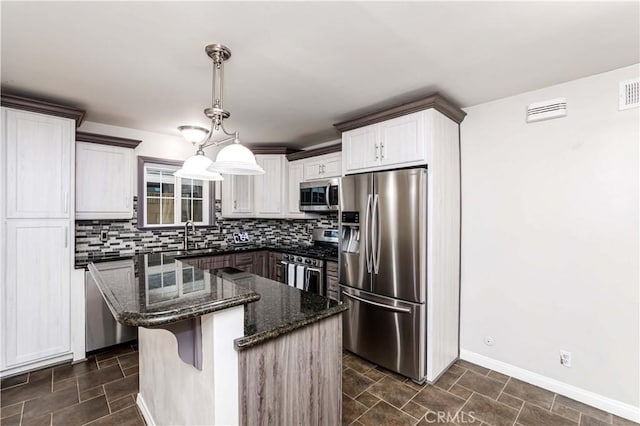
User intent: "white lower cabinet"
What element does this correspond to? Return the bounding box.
[2,220,71,369]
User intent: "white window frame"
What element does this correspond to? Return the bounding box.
[139,159,212,228]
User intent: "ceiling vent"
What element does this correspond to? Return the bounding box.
[526,98,567,123]
[619,79,639,110]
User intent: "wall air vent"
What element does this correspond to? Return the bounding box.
[526,98,567,123]
[619,79,639,110]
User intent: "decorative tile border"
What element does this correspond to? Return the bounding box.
[75,197,338,261]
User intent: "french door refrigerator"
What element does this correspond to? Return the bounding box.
[340,168,428,382]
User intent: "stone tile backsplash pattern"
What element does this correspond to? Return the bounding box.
[75,197,338,260]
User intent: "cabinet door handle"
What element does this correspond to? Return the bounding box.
[64,226,68,248]
[381,142,385,159]
[234,200,238,209]
[374,144,379,160]
[318,164,322,175]
[64,191,69,213]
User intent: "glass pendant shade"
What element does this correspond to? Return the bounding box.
[174,153,224,181]
[178,125,209,144]
[207,143,265,175]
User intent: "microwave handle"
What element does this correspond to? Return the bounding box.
[325,184,331,208]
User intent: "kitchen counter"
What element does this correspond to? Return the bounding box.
[88,251,346,349]
[89,250,345,425]
[76,242,339,269]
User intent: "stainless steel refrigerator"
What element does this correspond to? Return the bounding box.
[339,168,428,382]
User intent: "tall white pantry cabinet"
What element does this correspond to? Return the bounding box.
[1,106,76,375]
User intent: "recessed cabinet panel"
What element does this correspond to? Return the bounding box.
[230,175,254,214]
[76,142,133,219]
[254,155,285,215]
[342,126,379,174]
[287,161,304,215]
[378,113,426,168]
[4,109,73,219]
[3,220,71,368]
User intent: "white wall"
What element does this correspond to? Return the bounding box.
[460,64,639,411]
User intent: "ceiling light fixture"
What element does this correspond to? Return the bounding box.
[175,44,265,180]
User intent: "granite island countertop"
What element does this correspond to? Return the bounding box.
[88,251,346,350]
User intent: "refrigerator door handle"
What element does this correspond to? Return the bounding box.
[364,194,373,273]
[342,291,411,314]
[373,193,381,274]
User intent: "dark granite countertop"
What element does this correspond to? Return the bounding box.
[76,243,338,269]
[88,251,346,350]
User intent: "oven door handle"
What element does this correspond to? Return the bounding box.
[342,292,412,314]
[305,267,323,294]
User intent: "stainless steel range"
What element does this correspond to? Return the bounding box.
[280,228,339,296]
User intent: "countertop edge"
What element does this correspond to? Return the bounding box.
[117,293,261,328]
[233,303,348,351]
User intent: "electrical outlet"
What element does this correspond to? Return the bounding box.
[484,336,494,346]
[560,350,572,367]
[100,230,109,242]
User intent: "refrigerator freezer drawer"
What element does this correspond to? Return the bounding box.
[341,286,425,381]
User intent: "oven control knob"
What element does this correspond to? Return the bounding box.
[296,257,302,262]
[304,259,311,264]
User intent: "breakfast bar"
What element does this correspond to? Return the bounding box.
[88,251,346,426]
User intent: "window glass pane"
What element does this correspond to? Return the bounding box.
[146,169,161,196]
[161,198,174,224]
[192,181,203,199]
[182,179,193,198]
[193,200,203,222]
[148,273,162,289]
[161,172,174,196]
[181,198,192,222]
[147,198,160,224]
[182,267,194,284]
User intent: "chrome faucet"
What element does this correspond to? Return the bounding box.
[184,220,196,251]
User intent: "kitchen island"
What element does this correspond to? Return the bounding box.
[88,251,346,426]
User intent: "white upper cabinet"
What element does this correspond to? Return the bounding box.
[287,160,305,216]
[342,126,379,173]
[76,142,133,219]
[254,155,286,216]
[4,108,73,218]
[303,152,342,180]
[342,110,430,175]
[222,174,254,217]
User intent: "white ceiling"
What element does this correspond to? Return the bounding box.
[2,1,638,147]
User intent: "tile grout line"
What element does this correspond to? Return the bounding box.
[495,376,511,402]
[512,392,527,426]
[19,400,25,426]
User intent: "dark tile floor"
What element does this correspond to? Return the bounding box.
[1,346,637,426]
[0,343,143,426]
[341,352,638,426]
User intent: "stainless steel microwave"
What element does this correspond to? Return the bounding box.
[299,178,340,212]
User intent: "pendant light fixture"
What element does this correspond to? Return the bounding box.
[174,44,265,180]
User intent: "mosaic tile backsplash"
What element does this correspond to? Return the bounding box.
[75,197,338,260]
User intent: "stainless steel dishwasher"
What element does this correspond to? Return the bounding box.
[85,260,137,352]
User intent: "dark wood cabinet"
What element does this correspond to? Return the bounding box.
[268,251,283,282]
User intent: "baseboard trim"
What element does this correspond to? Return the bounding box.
[136,393,156,426]
[460,350,640,423]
